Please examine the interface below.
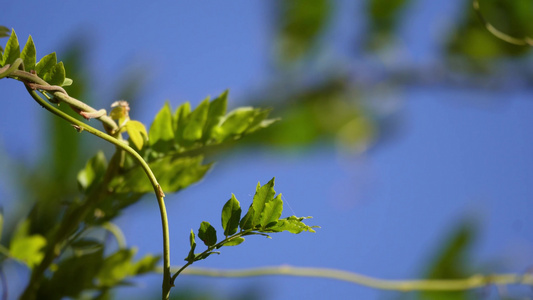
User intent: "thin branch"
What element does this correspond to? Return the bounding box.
[172,265,533,292]
[473,0,533,46]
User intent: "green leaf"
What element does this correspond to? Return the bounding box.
[221,194,241,237]
[9,220,47,268]
[1,29,19,66]
[260,193,283,229]
[250,178,277,226]
[77,151,107,193]
[213,107,257,141]
[149,102,175,152]
[239,206,255,231]
[183,97,210,141]
[43,61,66,86]
[62,77,73,86]
[203,90,228,141]
[35,52,57,77]
[268,216,318,234]
[222,237,245,247]
[198,221,217,246]
[20,35,36,71]
[109,155,211,194]
[96,248,158,287]
[126,120,148,150]
[0,26,9,39]
[185,229,197,262]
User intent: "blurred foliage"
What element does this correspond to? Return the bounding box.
[366,0,410,49]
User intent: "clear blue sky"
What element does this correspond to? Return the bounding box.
[1,1,532,299]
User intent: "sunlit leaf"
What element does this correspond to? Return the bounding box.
[126,120,148,150]
[250,178,276,226]
[239,206,255,231]
[43,61,66,86]
[183,97,210,141]
[35,52,57,77]
[221,194,241,237]
[9,220,47,268]
[260,193,283,229]
[203,90,228,142]
[222,237,245,247]
[20,35,36,71]
[198,221,217,247]
[149,102,174,152]
[268,216,318,234]
[213,107,256,142]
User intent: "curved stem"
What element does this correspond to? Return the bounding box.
[24,88,172,300]
[173,265,533,292]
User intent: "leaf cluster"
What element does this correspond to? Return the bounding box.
[182,178,318,271]
[1,29,72,86]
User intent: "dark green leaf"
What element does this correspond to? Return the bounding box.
[43,61,66,86]
[20,35,36,71]
[239,206,255,230]
[149,102,175,152]
[203,90,228,141]
[70,238,104,252]
[250,178,276,226]
[194,251,219,261]
[221,194,241,237]
[222,237,245,247]
[96,248,158,287]
[260,193,283,229]
[198,221,217,246]
[183,97,210,141]
[185,229,197,262]
[1,29,19,66]
[9,219,47,268]
[35,52,57,77]
[173,102,191,137]
[268,216,318,234]
[77,151,107,193]
[0,26,9,39]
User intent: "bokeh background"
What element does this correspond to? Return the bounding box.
[1,0,533,299]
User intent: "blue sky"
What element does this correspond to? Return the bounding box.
[1,1,533,299]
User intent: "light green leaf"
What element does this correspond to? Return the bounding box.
[62,77,73,86]
[133,254,160,275]
[109,155,211,194]
[198,221,217,247]
[203,90,228,141]
[260,193,283,229]
[183,97,210,141]
[221,194,241,237]
[35,52,57,77]
[222,237,245,247]
[2,29,19,66]
[43,61,66,86]
[250,178,276,226]
[9,220,47,268]
[239,206,255,230]
[173,102,191,132]
[213,107,256,142]
[149,102,174,151]
[20,35,36,71]
[126,120,148,150]
[185,229,197,262]
[77,151,107,193]
[268,216,318,234]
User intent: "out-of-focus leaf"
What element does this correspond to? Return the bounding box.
[96,248,160,287]
[202,90,228,142]
[0,26,9,55]
[77,151,107,193]
[149,102,175,152]
[109,155,211,194]
[420,222,477,300]
[212,107,256,142]
[1,29,19,66]
[198,221,217,247]
[221,194,241,237]
[9,220,47,268]
[448,0,533,60]
[276,0,331,62]
[20,35,36,71]
[367,0,409,48]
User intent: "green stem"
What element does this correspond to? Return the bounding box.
[23,88,172,300]
[175,265,533,292]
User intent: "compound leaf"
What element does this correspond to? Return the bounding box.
[20,35,36,71]
[198,221,217,247]
[221,194,241,237]
[213,107,256,142]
